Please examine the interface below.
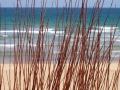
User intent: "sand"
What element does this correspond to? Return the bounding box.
[0,62,120,90]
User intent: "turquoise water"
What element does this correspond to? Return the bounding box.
[0,8,120,62]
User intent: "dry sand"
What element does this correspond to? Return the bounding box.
[0,62,120,90]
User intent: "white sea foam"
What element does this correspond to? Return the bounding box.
[2,35,8,37]
[99,39,120,42]
[115,40,120,42]
[48,31,64,34]
[111,55,120,57]
[0,28,54,34]
[3,35,8,37]
[0,44,37,48]
[99,26,119,29]
[0,30,26,33]
[0,44,15,47]
[105,36,120,38]
[27,44,36,47]
[91,26,119,33]
[112,50,120,53]
[91,29,115,32]
[53,51,60,54]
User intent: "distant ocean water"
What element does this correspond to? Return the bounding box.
[0,8,120,62]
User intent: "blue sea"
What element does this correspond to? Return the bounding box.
[0,8,120,62]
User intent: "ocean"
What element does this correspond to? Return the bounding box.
[0,8,120,62]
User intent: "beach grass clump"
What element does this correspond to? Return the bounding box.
[0,0,120,90]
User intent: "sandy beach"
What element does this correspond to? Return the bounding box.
[0,61,119,90]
